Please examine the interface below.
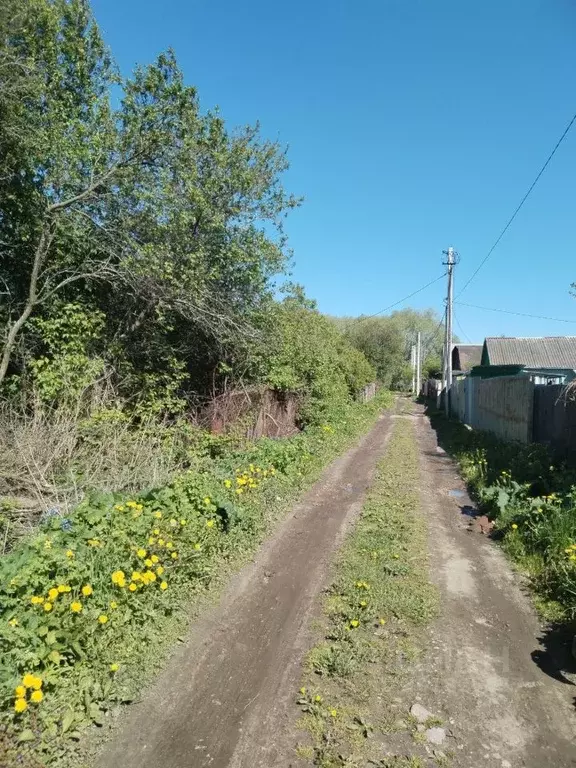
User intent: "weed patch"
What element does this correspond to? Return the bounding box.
[295,411,438,767]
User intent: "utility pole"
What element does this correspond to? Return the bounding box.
[410,344,416,395]
[442,246,456,416]
[416,332,422,397]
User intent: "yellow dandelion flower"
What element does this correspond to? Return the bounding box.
[166,542,173,550]
[144,570,157,582]
[153,528,160,535]
[30,690,43,704]
[379,617,386,625]
[565,548,572,554]
[128,583,137,592]
[144,558,153,568]
[206,520,215,529]
[82,585,93,597]
[15,685,26,698]
[151,554,159,564]
[44,539,52,550]
[8,618,18,627]
[148,537,156,545]
[14,698,27,713]
[224,479,232,488]
[30,596,44,605]
[154,511,162,519]
[114,504,125,511]
[570,555,576,562]
[158,539,165,547]
[57,585,68,593]
[160,581,168,590]
[330,709,337,718]
[170,518,178,527]
[203,497,211,505]
[180,519,187,526]
[110,601,118,609]
[314,695,322,703]
[43,602,53,612]
[236,488,243,495]
[137,548,147,559]
[511,523,518,530]
[131,571,142,582]
[194,543,201,551]
[48,588,59,601]
[300,687,306,695]
[110,663,119,672]
[70,601,82,613]
[66,549,74,558]
[98,615,109,624]
[171,552,178,560]
[156,566,164,576]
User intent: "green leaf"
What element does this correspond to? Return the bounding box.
[61,710,75,734]
[18,729,36,743]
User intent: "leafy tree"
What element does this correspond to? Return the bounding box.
[0,0,299,404]
[336,308,449,389]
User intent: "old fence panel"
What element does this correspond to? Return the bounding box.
[471,376,534,443]
[533,385,576,455]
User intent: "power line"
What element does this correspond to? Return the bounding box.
[347,273,446,328]
[455,300,576,325]
[457,109,576,298]
[453,310,473,343]
[421,308,446,358]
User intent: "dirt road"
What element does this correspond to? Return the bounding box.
[95,403,576,768]
[407,404,576,768]
[96,409,395,768]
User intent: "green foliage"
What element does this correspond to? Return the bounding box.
[432,410,576,618]
[28,303,105,404]
[337,309,448,390]
[261,292,376,425]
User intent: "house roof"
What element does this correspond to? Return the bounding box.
[483,337,576,369]
[452,344,482,372]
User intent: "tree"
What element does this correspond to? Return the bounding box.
[338,308,449,389]
[0,0,299,403]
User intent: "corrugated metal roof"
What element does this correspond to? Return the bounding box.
[484,337,576,369]
[452,344,482,371]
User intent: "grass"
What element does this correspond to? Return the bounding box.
[426,403,576,622]
[0,391,394,768]
[295,408,439,768]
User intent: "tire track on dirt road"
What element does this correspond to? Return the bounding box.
[95,404,396,768]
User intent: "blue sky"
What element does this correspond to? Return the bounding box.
[92,0,576,342]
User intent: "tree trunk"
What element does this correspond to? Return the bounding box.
[0,225,51,386]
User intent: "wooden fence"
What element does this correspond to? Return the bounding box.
[449,376,576,456]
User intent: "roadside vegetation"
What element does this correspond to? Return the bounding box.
[429,407,576,621]
[295,409,439,768]
[0,390,393,766]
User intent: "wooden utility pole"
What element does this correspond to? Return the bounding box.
[442,246,456,416]
[411,344,416,395]
[416,332,422,397]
